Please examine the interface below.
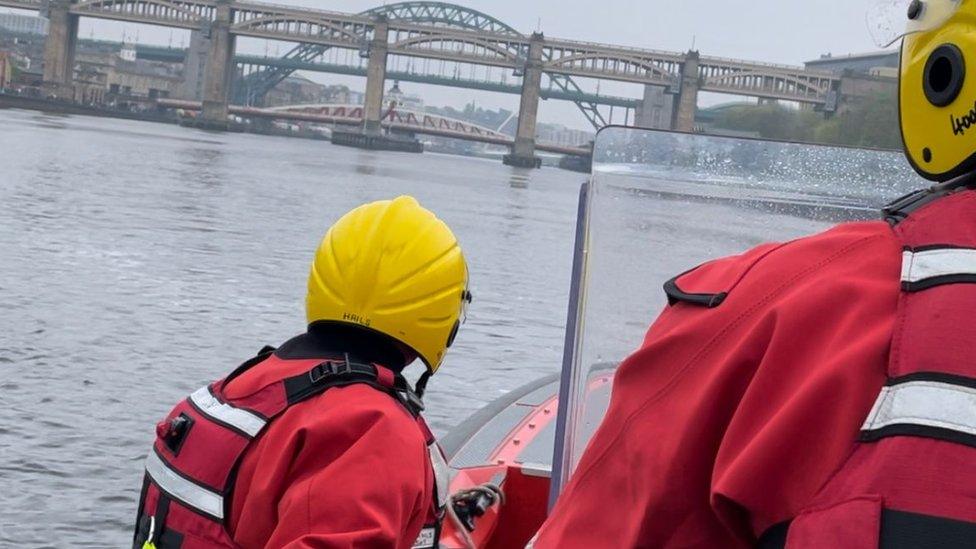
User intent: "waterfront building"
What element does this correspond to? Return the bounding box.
[804,51,898,115]
[804,51,899,75]
[536,123,595,147]
[74,48,182,104]
[386,81,425,111]
[263,75,332,106]
[0,13,48,35]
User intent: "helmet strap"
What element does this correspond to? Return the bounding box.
[414,370,433,399]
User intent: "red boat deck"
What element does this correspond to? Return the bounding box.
[439,371,614,548]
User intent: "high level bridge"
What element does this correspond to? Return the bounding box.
[4,0,844,165]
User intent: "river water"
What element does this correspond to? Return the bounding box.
[0,109,923,546]
[0,109,581,546]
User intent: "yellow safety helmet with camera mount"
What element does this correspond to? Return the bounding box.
[870,0,976,181]
[306,196,470,373]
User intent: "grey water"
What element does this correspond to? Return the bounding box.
[0,110,923,546]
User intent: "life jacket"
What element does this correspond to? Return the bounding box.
[132,350,450,549]
[758,186,976,548]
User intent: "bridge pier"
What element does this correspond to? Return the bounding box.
[635,85,672,129]
[331,17,420,152]
[504,32,544,169]
[363,18,389,134]
[672,51,700,133]
[42,0,78,99]
[181,30,209,101]
[200,0,236,128]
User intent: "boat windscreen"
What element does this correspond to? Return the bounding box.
[549,126,925,504]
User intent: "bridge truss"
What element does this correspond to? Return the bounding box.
[267,103,513,141]
[4,0,844,128]
[234,1,610,129]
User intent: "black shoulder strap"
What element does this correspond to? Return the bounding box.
[663,272,728,308]
[281,356,425,417]
[883,172,976,225]
[756,509,976,549]
[221,345,278,387]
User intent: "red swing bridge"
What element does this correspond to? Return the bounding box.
[157,98,591,156]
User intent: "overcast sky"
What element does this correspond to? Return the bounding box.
[5,0,890,129]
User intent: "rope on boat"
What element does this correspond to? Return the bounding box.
[447,483,506,548]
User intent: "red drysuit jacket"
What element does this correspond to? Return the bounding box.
[534,219,903,548]
[222,358,435,548]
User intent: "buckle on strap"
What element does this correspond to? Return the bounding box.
[399,388,426,414]
[883,188,931,224]
[309,354,356,384]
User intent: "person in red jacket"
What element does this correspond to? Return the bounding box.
[534,3,976,548]
[133,196,470,549]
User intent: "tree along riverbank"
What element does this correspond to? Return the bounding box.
[711,91,901,150]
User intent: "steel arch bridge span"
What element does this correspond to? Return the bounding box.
[361,1,519,35]
[232,54,641,107]
[701,69,835,104]
[69,0,213,29]
[235,1,609,129]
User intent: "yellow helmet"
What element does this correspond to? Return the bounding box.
[884,0,976,180]
[306,196,470,373]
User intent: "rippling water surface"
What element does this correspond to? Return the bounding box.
[0,109,581,546]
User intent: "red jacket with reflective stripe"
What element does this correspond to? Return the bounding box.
[534,217,903,547]
[224,359,435,548]
[537,189,976,547]
[135,350,438,549]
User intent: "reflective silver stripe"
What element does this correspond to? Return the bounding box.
[901,248,976,284]
[189,386,267,437]
[411,527,437,549]
[145,451,224,520]
[429,443,451,509]
[862,380,976,436]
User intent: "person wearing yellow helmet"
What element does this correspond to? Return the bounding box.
[532,3,976,548]
[306,195,471,376]
[871,0,976,180]
[132,196,469,549]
